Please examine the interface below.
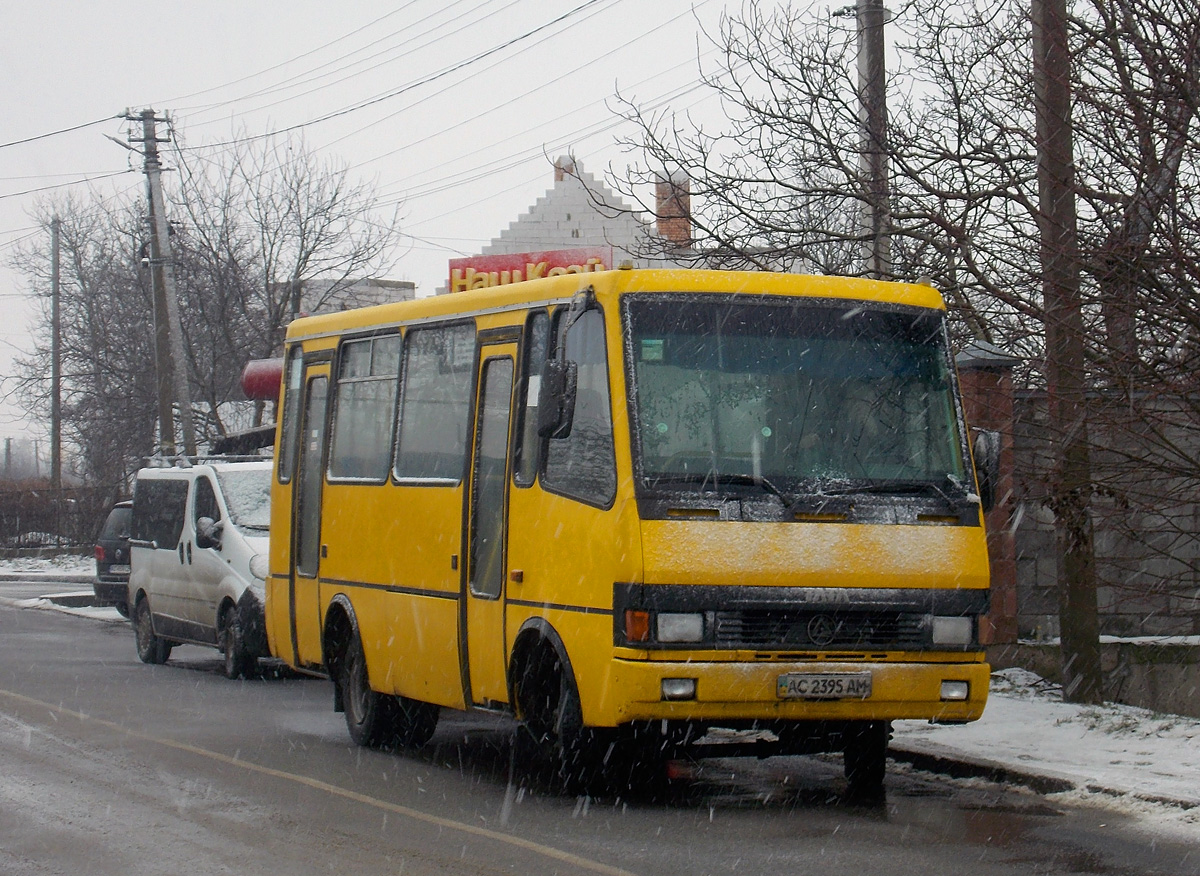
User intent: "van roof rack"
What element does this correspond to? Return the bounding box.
[142,452,272,468]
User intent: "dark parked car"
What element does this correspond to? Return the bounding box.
[94,500,132,617]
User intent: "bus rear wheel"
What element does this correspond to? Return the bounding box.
[340,630,438,750]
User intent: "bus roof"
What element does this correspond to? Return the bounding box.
[284,268,947,344]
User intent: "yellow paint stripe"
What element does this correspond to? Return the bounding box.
[0,687,637,876]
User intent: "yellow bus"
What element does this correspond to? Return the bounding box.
[263,267,995,794]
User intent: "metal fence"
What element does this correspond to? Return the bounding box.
[0,485,123,550]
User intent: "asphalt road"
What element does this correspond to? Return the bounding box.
[0,591,1195,876]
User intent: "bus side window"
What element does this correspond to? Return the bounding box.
[328,334,401,481]
[277,348,305,484]
[394,323,476,482]
[513,310,550,487]
[542,308,616,505]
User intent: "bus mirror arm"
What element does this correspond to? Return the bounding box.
[537,358,578,440]
[971,428,1001,513]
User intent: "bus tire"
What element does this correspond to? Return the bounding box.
[133,596,172,665]
[394,698,439,750]
[341,629,393,748]
[514,648,602,791]
[340,629,438,750]
[843,720,890,796]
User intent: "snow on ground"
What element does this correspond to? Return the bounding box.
[0,553,95,577]
[1,554,1197,842]
[893,667,1200,842]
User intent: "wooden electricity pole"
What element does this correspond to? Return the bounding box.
[128,109,197,457]
[857,0,891,279]
[1031,0,1102,703]
[50,216,62,488]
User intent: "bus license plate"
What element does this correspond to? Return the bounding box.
[777,672,872,700]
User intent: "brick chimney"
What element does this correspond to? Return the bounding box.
[554,155,576,182]
[655,171,691,248]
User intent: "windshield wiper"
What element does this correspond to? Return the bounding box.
[819,478,975,507]
[646,472,792,503]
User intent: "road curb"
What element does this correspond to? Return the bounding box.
[0,573,94,583]
[889,745,1199,810]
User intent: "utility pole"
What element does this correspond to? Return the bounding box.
[857,0,891,279]
[127,109,197,457]
[50,216,62,489]
[1032,0,1102,703]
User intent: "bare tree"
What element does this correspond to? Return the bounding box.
[12,132,404,478]
[12,197,158,487]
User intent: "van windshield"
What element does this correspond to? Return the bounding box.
[214,468,272,531]
[624,294,968,498]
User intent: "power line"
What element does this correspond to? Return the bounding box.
[163,2,423,109]
[319,0,656,153]
[172,0,614,152]
[0,169,136,202]
[178,0,507,124]
[0,115,119,151]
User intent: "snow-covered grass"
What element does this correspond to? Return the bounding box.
[0,553,94,577]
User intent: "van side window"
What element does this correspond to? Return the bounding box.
[329,334,401,481]
[193,477,221,524]
[513,310,549,487]
[394,323,475,482]
[132,479,189,548]
[543,308,616,505]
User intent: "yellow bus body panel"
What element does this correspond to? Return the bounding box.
[266,268,991,733]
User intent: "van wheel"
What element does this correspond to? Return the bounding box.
[221,604,253,679]
[844,721,890,796]
[133,598,172,665]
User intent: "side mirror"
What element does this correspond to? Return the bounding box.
[536,358,578,439]
[971,429,1001,513]
[195,516,223,550]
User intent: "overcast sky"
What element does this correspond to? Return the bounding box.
[0,0,736,446]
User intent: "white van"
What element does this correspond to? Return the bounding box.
[128,459,271,678]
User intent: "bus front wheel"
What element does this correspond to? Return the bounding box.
[843,720,891,795]
[514,649,609,791]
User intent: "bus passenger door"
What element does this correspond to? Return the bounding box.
[465,345,516,706]
[291,365,330,669]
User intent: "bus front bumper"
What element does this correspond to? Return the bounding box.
[603,656,990,725]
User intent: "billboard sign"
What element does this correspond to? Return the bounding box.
[448,246,614,293]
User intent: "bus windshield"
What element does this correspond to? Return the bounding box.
[624,295,968,496]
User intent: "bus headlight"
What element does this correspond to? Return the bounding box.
[656,612,705,643]
[930,616,973,646]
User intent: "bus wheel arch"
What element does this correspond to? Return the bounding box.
[322,595,358,712]
[509,619,581,735]
[322,595,438,750]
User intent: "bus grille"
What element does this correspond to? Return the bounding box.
[713,609,927,650]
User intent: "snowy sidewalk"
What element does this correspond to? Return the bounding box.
[892,667,1200,819]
